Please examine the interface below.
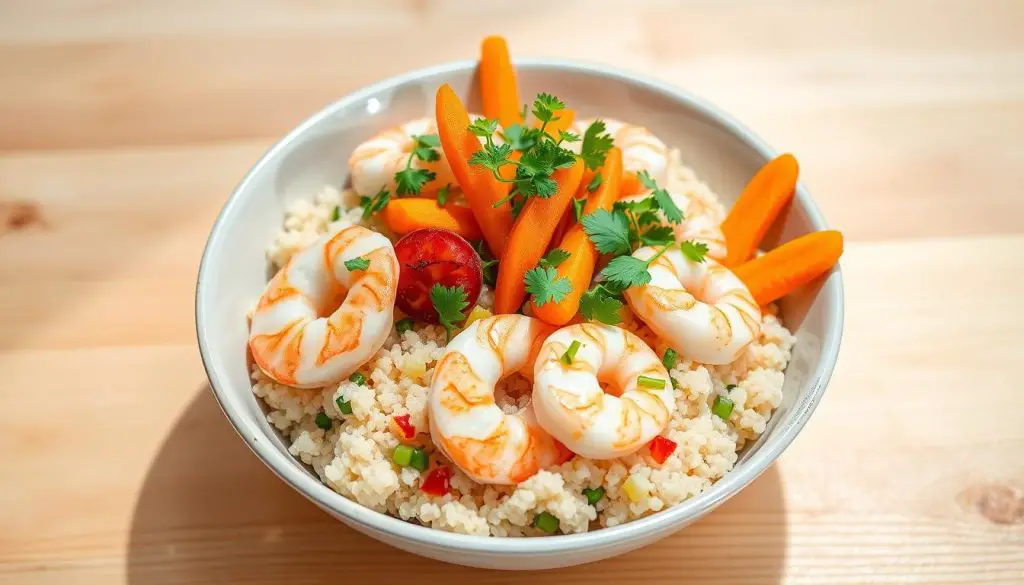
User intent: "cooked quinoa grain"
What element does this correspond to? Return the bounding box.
[251,151,796,536]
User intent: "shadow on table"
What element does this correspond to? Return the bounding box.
[127,388,788,584]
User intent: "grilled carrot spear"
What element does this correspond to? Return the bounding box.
[734,230,843,305]
[721,154,800,266]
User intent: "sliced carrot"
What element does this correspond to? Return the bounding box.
[721,154,800,267]
[531,148,623,325]
[480,36,522,130]
[381,199,483,240]
[733,230,843,306]
[494,161,585,314]
[436,84,514,256]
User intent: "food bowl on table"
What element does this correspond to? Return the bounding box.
[195,58,844,570]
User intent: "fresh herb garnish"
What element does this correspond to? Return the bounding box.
[680,240,709,263]
[638,170,683,224]
[561,340,582,365]
[394,134,440,196]
[470,93,604,210]
[436,183,451,206]
[572,196,586,222]
[359,188,391,220]
[473,240,499,287]
[662,348,678,370]
[331,206,341,221]
[587,172,603,193]
[344,256,370,272]
[640,225,675,246]
[430,283,469,341]
[539,248,571,269]
[524,266,572,307]
[581,209,632,255]
[580,120,615,170]
[637,375,667,389]
[579,285,624,325]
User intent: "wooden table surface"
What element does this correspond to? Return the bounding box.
[2,1,1022,583]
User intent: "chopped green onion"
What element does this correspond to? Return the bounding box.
[712,395,735,419]
[349,371,367,385]
[637,375,666,389]
[582,487,605,505]
[396,318,415,334]
[561,340,581,365]
[336,396,353,415]
[331,206,341,221]
[315,411,332,430]
[670,378,678,390]
[344,256,370,272]
[662,348,677,370]
[392,444,414,467]
[533,511,560,533]
[409,448,429,472]
[726,384,737,390]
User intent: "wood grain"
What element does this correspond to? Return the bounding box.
[0,1,1022,583]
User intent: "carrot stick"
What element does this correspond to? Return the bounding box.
[480,36,522,130]
[531,148,623,325]
[381,199,483,240]
[436,84,514,256]
[733,230,843,306]
[721,154,800,267]
[494,161,585,314]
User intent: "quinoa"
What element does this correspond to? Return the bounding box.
[252,150,796,536]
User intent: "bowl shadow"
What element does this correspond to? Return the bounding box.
[126,387,788,583]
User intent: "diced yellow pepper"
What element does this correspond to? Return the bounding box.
[463,305,492,328]
[622,474,649,503]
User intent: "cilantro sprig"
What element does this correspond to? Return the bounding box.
[430,283,469,341]
[468,95,613,214]
[578,172,710,325]
[473,240,499,287]
[524,248,573,307]
[360,133,441,218]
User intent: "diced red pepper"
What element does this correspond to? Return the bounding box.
[393,414,416,440]
[648,435,677,465]
[420,465,453,496]
[554,439,576,464]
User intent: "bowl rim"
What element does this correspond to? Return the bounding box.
[196,57,844,555]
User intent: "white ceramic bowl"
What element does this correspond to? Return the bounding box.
[196,59,844,570]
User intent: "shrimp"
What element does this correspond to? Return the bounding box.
[620,190,728,260]
[624,246,761,365]
[428,314,571,485]
[574,118,668,196]
[347,118,457,197]
[249,224,399,388]
[532,323,675,459]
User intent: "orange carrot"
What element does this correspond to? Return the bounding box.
[531,148,623,325]
[733,230,843,306]
[480,36,522,130]
[534,108,575,138]
[436,84,514,256]
[721,154,800,267]
[381,199,483,240]
[494,161,585,314]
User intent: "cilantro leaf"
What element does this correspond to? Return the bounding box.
[436,183,451,206]
[587,173,603,193]
[331,206,341,222]
[558,130,581,144]
[524,266,572,306]
[572,197,586,222]
[344,256,370,271]
[637,170,683,224]
[430,283,469,340]
[412,134,441,162]
[600,255,651,289]
[360,188,391,219]
[640,225,675,246]
[473,240,498,287]
[502,123,540,152]
[680,240,709,263]
[532,93,567,124]
[580,120,614,170]
[614,196,656,215]
[540,248,571,269]
[636,210,660,226]
[581,209,631,255]
[580,287,624,325]
[468,118,499,137]
[469,142,514,174]
[394,167,436,196]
